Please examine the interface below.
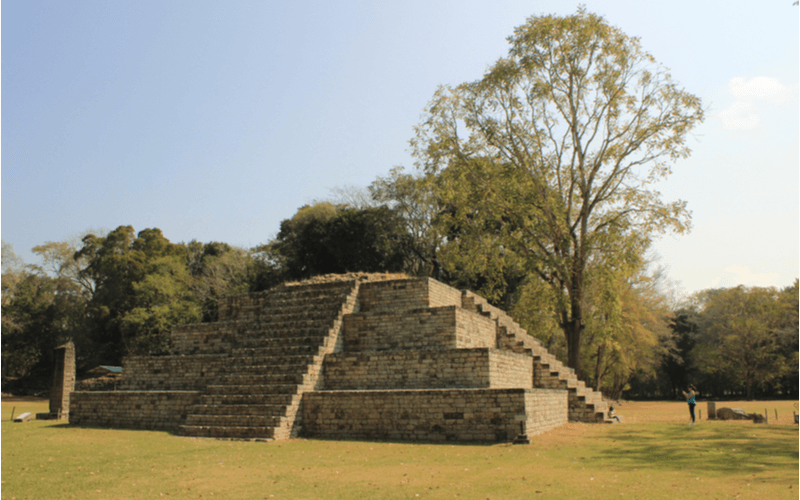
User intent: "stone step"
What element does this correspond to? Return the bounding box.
[219,373,307,386]
[272,281,355,294]
[181,425,277,439]
[199,393,296,406]
[237,335,329,348]
[205,384,299,396]
[189,403,288,417]
[184,413,283,428]
[236,327,332,339]
[232,345,323,358]
[226,354,319,368]
[250,298,343,312]
[257,304,340,324]
[223,362,316,376]
[220,309,342,326]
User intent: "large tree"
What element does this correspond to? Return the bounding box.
[412,8,703,376]
[696,286,793,399]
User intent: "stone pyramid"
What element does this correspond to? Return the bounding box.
[70,275,611,442]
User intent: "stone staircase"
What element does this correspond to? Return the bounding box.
[180,280,359,439]
[462,291,611,423]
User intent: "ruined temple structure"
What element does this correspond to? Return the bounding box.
[70,274,611,442]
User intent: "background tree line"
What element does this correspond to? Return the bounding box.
[2,9,796,399]
[3,200,796,400]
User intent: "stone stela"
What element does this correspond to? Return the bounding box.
[37,340,75,420]
[69,275,612,442]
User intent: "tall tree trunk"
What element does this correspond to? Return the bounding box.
[594,343,606,391]
[565,267,585,379]
[566,319,583,380]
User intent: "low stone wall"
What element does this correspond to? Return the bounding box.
[301,388,566,442]
[119,355,229,390]
[323,349,532,390]
[69,391,200,431]
[343,307,496,352]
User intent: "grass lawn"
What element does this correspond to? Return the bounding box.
[2,398,797,499]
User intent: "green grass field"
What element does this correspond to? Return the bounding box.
[2,399,797,499]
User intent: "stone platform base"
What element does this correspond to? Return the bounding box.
[301,388,567,442]
[35,412,67,420]
[70,391,200,431]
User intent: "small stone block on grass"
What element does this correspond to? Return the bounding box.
[13,412,33,422]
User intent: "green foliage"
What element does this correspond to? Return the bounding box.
[184,240,254,321]
[369,167,444,276]
[268,203,411,280]
[695,285,795,399]
[412,8,703,376]
[509,277,564,355]
[2,239,94,389]
[1,272,86,379]
[3,229,264,382]
[578,260,673,399]
[77,226,201,361]
[660,309,700,398]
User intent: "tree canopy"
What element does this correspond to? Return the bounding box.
[267,202,411,280]
[694,284,796,399]
[412,8,704,376]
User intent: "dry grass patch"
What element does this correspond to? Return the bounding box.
[2,399,797,499]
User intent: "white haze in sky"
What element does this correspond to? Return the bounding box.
[720,76,789,130]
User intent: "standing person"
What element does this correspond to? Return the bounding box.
[681,385,697,425]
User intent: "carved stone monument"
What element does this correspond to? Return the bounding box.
[37,340,76,420]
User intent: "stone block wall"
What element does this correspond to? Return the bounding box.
[322,349,532,390]
[342,306,496,352]
[70,391,200,431]
[219,281,358,322]
[171,322,241,355]
[488,351,534,388]
[524,389,568,435]
[301,388,565,442]
[358,279,462,314]
[119,355,229,391]
[427,279,465,309]
[218,290,272,322]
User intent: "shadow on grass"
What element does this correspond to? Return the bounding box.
[596,423,798,475]
[42,422,183,437]
[301,435,504,447]
[44,423,515,447]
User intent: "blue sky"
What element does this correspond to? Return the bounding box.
[2,0,798,295]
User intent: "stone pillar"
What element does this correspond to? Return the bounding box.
[706,401,716,420]
[49,341,76,420]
